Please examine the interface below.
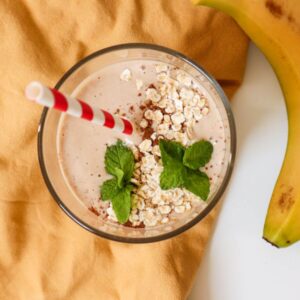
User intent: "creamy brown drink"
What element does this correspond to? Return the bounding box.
[58,60,229,227]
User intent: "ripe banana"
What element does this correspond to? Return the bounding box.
[193,0,300,247]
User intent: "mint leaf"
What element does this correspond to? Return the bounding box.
[104,140,135,186]
[112,185,133,224]
[100,178,120,201]
[183,168,210,200]
[183,140,213,170]
[159,140,186,189]
[160,165,185,189]
[159,140,185,166]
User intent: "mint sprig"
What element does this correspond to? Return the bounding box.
[100,141,135,223]
[159,139,213,200]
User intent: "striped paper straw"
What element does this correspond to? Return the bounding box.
[25,81,133,135]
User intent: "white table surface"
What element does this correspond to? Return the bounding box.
[189,43,300,300]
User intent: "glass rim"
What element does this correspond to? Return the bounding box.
[37,43,236,243]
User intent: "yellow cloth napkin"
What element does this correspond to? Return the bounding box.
[0,0,248,299]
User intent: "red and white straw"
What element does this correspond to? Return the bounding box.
[25,81,133,135]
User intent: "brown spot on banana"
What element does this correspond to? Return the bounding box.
[265,0,298,27]
[278,186,295,213]
[265,0,283,18]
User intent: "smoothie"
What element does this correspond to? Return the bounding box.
[58,60,229,227]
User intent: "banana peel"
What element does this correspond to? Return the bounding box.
[193,0,300,247]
